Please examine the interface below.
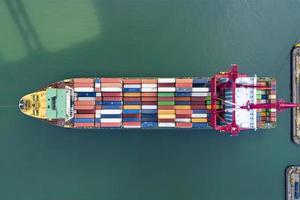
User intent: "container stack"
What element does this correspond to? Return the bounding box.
[73,78,96,128]
[123,78,142,128]
[175,78,193,128]
[94,78,102,127]
[141,79,158,128]
[158,78,176,127]
[267,79,277,124]
[191,78,210,128]
[100,78,123,127]
[255,79,277,128]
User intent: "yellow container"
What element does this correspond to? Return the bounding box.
[175,105,191,110]
[158,114,176,119]
[124,93,141,97]
[192,118,207,123]
[123,105,141,110]
[158,110,175,114]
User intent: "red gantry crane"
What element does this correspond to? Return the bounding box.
[210,64,298,136]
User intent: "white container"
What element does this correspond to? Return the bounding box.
[74,87,94,92]
[192,92,209,97]
[192,87,209,92]
[142,84,157,88]
[192,113,207,118]
[158,78,175,83]
[101,118,122,123]
[142,105,157,109]
[124,84,141,88]
[158,122,175,127]
[95,83,101,88]
[175,118,191,122]
[101,87,122,92]
[100,110,122,114]
[124,125,141,128]
[158,87,176,92]
[77,97,96,101]
[141,87,157,92]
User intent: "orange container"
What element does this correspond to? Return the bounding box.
[142,79,157,84]
[74,105,95,110]
[123,122,141,126]
[142,92,157,97]
[142,97,157,102]
[101,78,122,83]
[176,110,192,115]
[74,100,95,106]
[74,122,94,128]
[73,78,94,84]
[74,114,95,118]
[101,83,122,87]
[176,78,193,84]
[123,79,141,84]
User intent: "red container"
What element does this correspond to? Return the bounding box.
[124,97,141,101]
[176,122,192,128]
[74,105,95,110]
[101,122,122,127]
[74,122,94,128]
[191,105,206,109]
[101,83,122,87]
[123,122,141,126]
[102,92,122,97]
[158,119,175,122]
[103,96,122,101]
[76,109,95,114]
[158,83,175,87]
[191,101,206,105]
[176,78,193,84]
[175,97,190,101]
[176,114,191,118]
[191,97,206,101]
[94,123,101,128]
[142,101,156,105]
[74,114,95,118]
[142,93,157,97]
[176,110,192,115]
[95,105,102,110]
[142,97,157,102]
[123,114,141,118]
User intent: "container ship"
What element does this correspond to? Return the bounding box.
[19,65,298,136]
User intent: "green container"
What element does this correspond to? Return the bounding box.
[158,92,174,97]
[158,101,175,106]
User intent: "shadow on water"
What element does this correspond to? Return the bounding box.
[4,0,43,52]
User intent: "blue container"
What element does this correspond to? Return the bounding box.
[175,92,192,97]
[141,109,157,114]
[102,105,122,109]
[95,78,101,83]
[192,123,208,128]
[142,113,157,118]
[192,110,207,114]
[123,88,141,92]
[74,118,94,123]
[193,78,209,84]
[101,114,122,118]
[176,88,192,92]
[102,101,123,105]
[96,101,102,105]
[76,92,96,97]
[123,118,140,122]
[124,101,141,105]
[295,182,299,199]
[142,122,158,128]
[95,118,101,123]
[261,94,268,100]
[176,101,191,105]
[124,109,141,114]
[142,118,158,122]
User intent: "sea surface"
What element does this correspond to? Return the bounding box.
[1,0,300,199]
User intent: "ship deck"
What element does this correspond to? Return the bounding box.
[292,44,300,143]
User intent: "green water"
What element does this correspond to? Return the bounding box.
[1,0,300,199]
